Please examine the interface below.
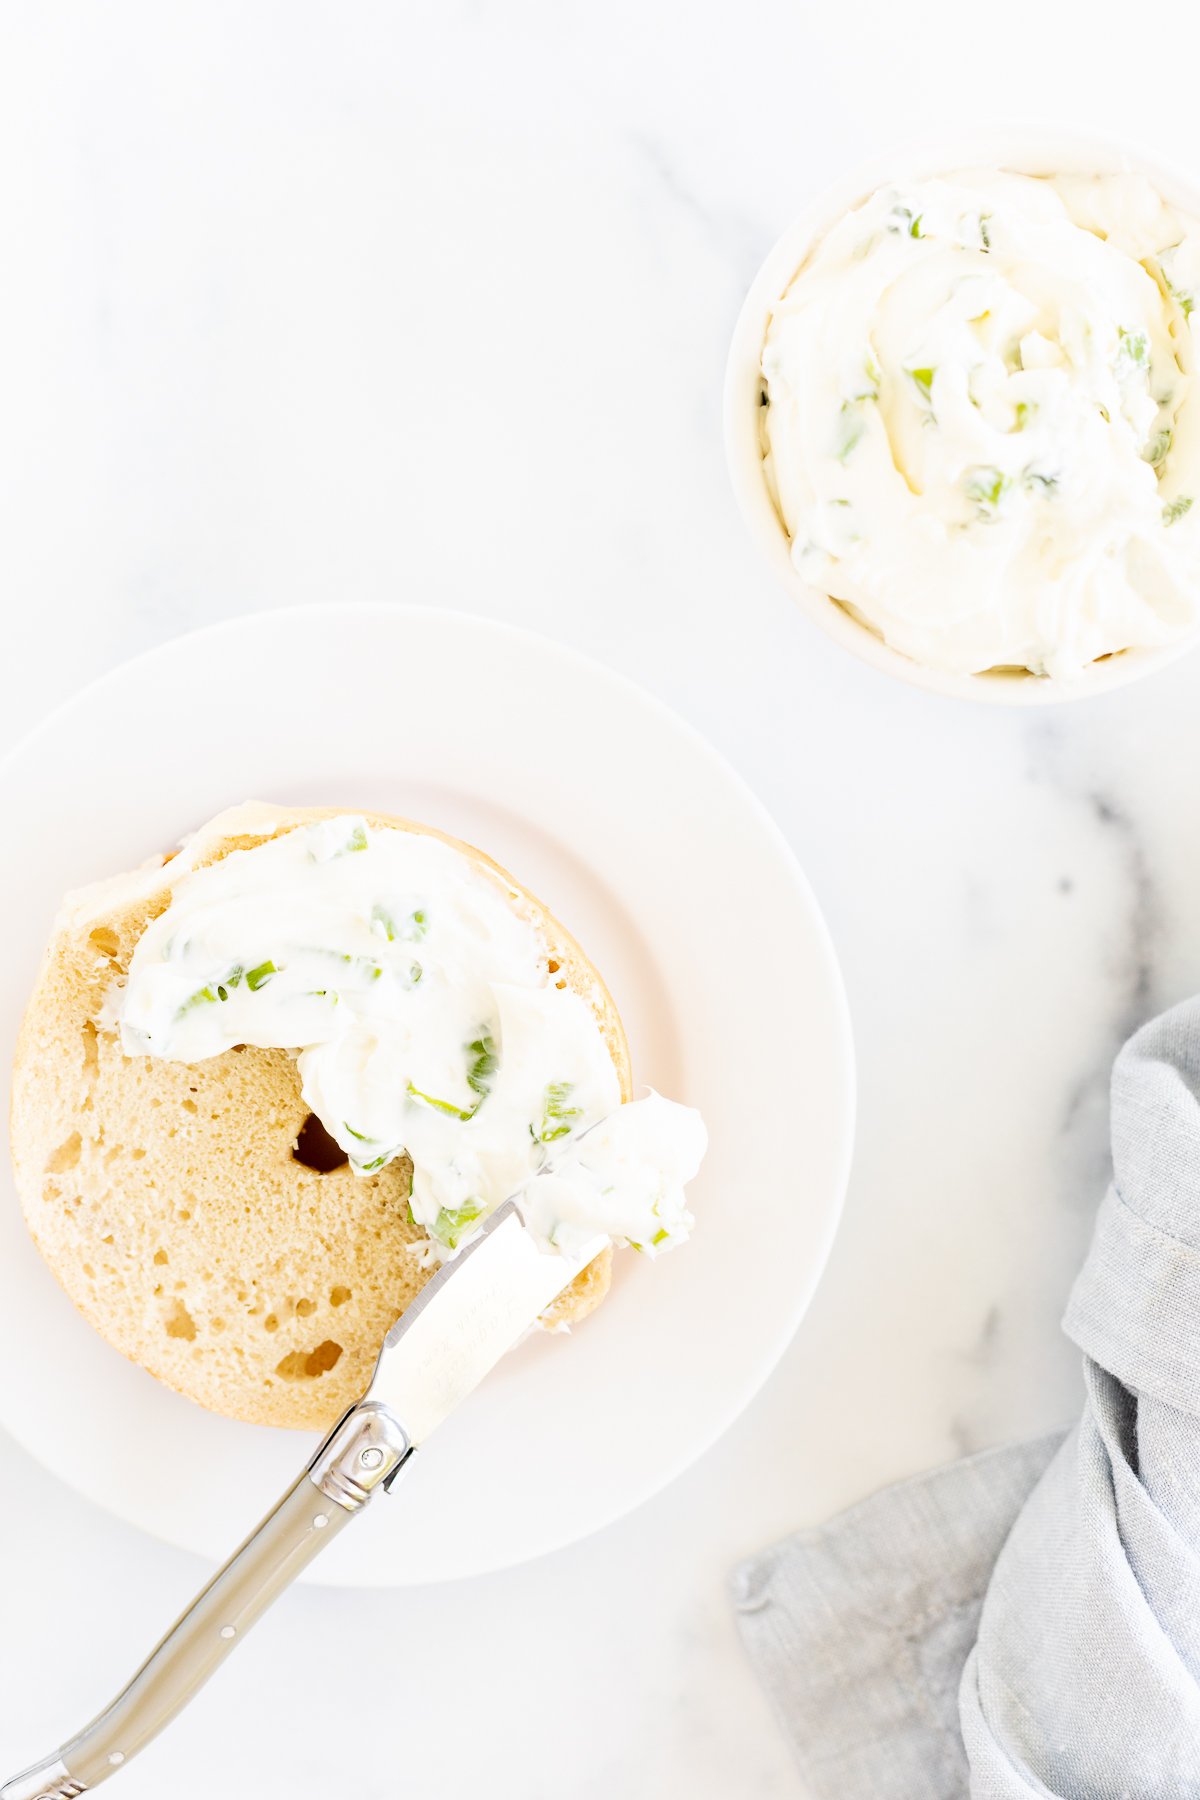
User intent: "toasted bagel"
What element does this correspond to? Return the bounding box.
[11,803,630,1429]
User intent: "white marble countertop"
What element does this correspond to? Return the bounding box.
[5,4,1200,1795]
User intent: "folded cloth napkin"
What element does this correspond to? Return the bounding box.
[735,996,1200,1798]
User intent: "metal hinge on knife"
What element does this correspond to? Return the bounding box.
[307,1400,414,1510]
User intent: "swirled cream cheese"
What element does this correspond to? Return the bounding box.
[761,170,1200,678]
[116,816,705,1261]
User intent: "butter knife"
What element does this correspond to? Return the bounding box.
[2,1199,602,1800]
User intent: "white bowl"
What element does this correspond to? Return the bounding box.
[724,128,1200,705]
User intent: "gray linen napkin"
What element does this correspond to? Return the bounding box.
[735,996,1200,1798]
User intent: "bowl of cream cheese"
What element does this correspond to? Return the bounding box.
[725,131,1200,702]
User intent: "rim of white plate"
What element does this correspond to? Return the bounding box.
[0,603,856,1583]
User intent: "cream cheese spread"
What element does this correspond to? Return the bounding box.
[117,816,706,1261]
[761,169,1200,678]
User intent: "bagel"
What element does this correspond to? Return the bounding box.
[11,803,630,1430]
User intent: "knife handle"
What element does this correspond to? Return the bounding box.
[1,1401,411,1798]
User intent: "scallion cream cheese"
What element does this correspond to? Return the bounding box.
[761,170,1200,677]
[116,816,705,1262]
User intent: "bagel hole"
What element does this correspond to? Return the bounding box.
[330,1285,352,1307]
[292,1113,349,1174]
[89,927,121,960]
[295,1298,317,1318]
[81,1020,100,1077]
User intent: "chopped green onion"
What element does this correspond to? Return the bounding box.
[178,961,249,1015]
[356,1151,391,1174]
[539,1081,583,1143]
[1117,326,1150,371]
[406,1082,474,1121]
[431,1200,487,1250]
[1164,495,1194,526]
[329,951,384,982]
[1146,428,1173,467]
[345,1127,402,1172]
[466,1034,498,1103]
[833,402,866,462]
[176,984,219,1018]
[1014,401,1034,432]
[408,1033,499,1122]
[907,367,935,404]
[979,214,992,251]
[964,466,1009,516]
[375,905,429,943]
[652,1228,671,1246]
[1158,251,1196,319]
[215,966,243,1002]
[371,905,398,941]
[886,202,923,238]
[245,960,276,992]
[346,824,368,853]
[1022,467,1058,496]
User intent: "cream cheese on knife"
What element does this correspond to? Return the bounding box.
[761,169,1200,678]
[116,815,705,1261]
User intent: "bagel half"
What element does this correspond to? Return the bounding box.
[11,803,631,1430]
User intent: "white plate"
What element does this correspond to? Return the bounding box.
[0,605,854,1585]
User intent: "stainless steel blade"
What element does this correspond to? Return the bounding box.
[364,1200,604,1444]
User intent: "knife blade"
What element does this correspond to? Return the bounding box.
[365,1198,606,1445]
[0,1199,607,1800]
